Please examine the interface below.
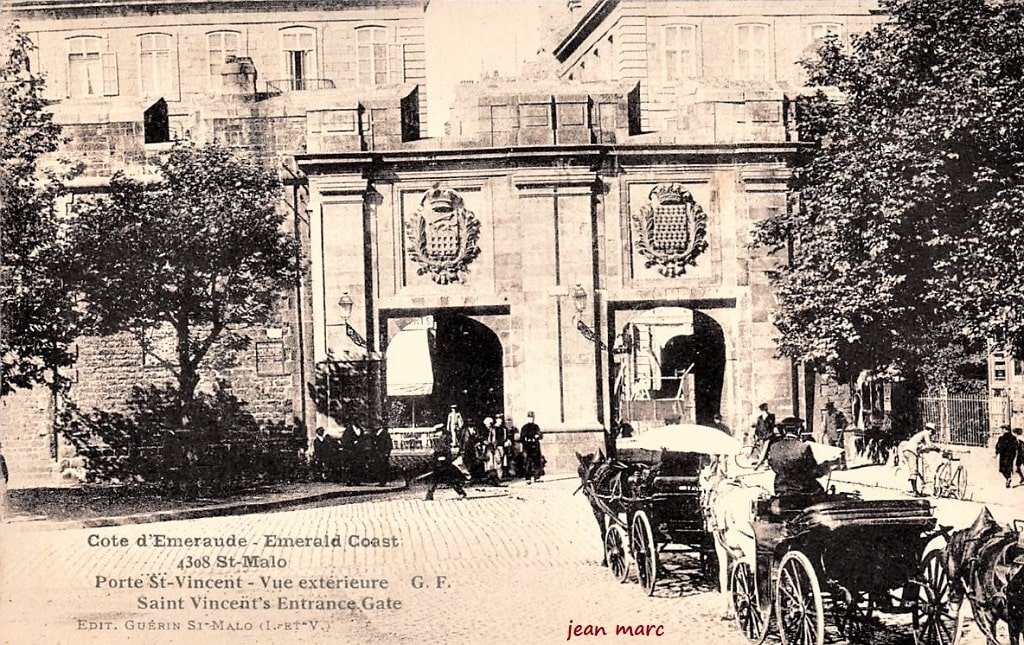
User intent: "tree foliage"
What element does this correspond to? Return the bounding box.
[753,0,1024,385]
[68,142,300,424]
[0,22,78,395]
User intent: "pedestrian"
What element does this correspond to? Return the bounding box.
[520,411,544,483]
[711,413,731,436]
[752,403,777,470]
[0,439,8,523]
[819,402,846,447]
[370,426,393,486]
[445,404,465,452]
[1015,427,1024,485]
[339,421,367,485]
[491,414,511,479]
[425,426,467,501]
[311,426,339,481]
[995,425,1019,489]
[461,423,486,483]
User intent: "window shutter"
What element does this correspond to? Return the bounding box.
[387,43,404,83]
[101,52,118,96]
[65,57,71,98]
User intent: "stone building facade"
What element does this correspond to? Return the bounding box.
[4,0,892,482]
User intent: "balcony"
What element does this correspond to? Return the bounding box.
[265,78,336,93]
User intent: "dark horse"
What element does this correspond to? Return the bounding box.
[944,508,1024,645]
[575,451,639,567]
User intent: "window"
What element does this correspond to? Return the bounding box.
[139,33,172,97]
[993,352,1008,381]
[67,36,103,98]
[664,24,697,81]
[736,24,771,81]
[809,22,843,45]
[357,26,388,86]
[208,31,241,80]
[282,28,315,90]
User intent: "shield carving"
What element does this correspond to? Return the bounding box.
[405,184,481,285]
[631,183,709,277]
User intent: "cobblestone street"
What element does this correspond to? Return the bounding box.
[0,474,1016,645]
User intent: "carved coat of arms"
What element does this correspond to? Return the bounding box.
[631,183,709,277]
[405,184,481,285]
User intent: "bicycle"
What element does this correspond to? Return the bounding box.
[734,430,764,469]
[932,449,968,500]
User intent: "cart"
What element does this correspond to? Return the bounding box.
[582,447,718,596]
[729,493,955,645]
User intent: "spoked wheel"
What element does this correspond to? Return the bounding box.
[951,466,967,500]
[833,588,875,643]
[933,463,951,498]
[732,559,771,643]
[631,511,658,596]
[775,551,825,645]
[912,550,963,645]
[604,523,630,583]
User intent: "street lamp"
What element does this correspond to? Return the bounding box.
[571,283,588,317]
[338,292,367,349]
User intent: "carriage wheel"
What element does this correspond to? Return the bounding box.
[951,466,967,500]
[833,588,875,643]
[631,511,658,596]
[732,559,771,644]
[912,550,962,645]
[775,551,825,645]
[604,523,630,583]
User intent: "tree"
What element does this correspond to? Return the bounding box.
[0,22,78,396]
[752,0,1024,386]
[68,142,300,426]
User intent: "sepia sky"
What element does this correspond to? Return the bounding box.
[424,0,566,136]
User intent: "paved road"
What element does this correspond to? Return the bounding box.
[0,475,1017,645]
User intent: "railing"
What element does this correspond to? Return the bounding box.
[916,395,1010,446]
[265,78,336,93]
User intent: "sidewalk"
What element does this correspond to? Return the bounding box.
[829,444,1024,511]
[3,479,407,531]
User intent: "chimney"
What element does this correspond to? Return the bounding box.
[219,55,258,100]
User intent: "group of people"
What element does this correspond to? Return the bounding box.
[310,424,393,486]
[995,425,1024,488]
[426,406,545,500]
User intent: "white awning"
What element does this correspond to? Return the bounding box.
[386,326,434,396]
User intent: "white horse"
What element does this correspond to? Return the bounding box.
[700,457,768,619]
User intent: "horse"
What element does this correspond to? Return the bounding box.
[575,450,641,567]
[944,508,1024,645]
[700,456,768,620]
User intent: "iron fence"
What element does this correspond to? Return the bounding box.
[916,395,1010,446]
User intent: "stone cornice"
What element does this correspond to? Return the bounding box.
[8,0,427,16]
[295,143,799,177]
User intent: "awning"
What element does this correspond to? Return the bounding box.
[386,325,434,396]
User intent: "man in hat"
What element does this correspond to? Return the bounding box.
[898,422,938,496]
[767,417,827,503]
[995,425,1019,488]
[751,403,778,470]
[491,414,512,479]
[520,411,544,483]
[445,404,465,451]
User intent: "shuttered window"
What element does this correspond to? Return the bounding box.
[67,36,103,98]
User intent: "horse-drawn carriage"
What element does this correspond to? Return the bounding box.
[728,492,954,645]
[577,424,736,596]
